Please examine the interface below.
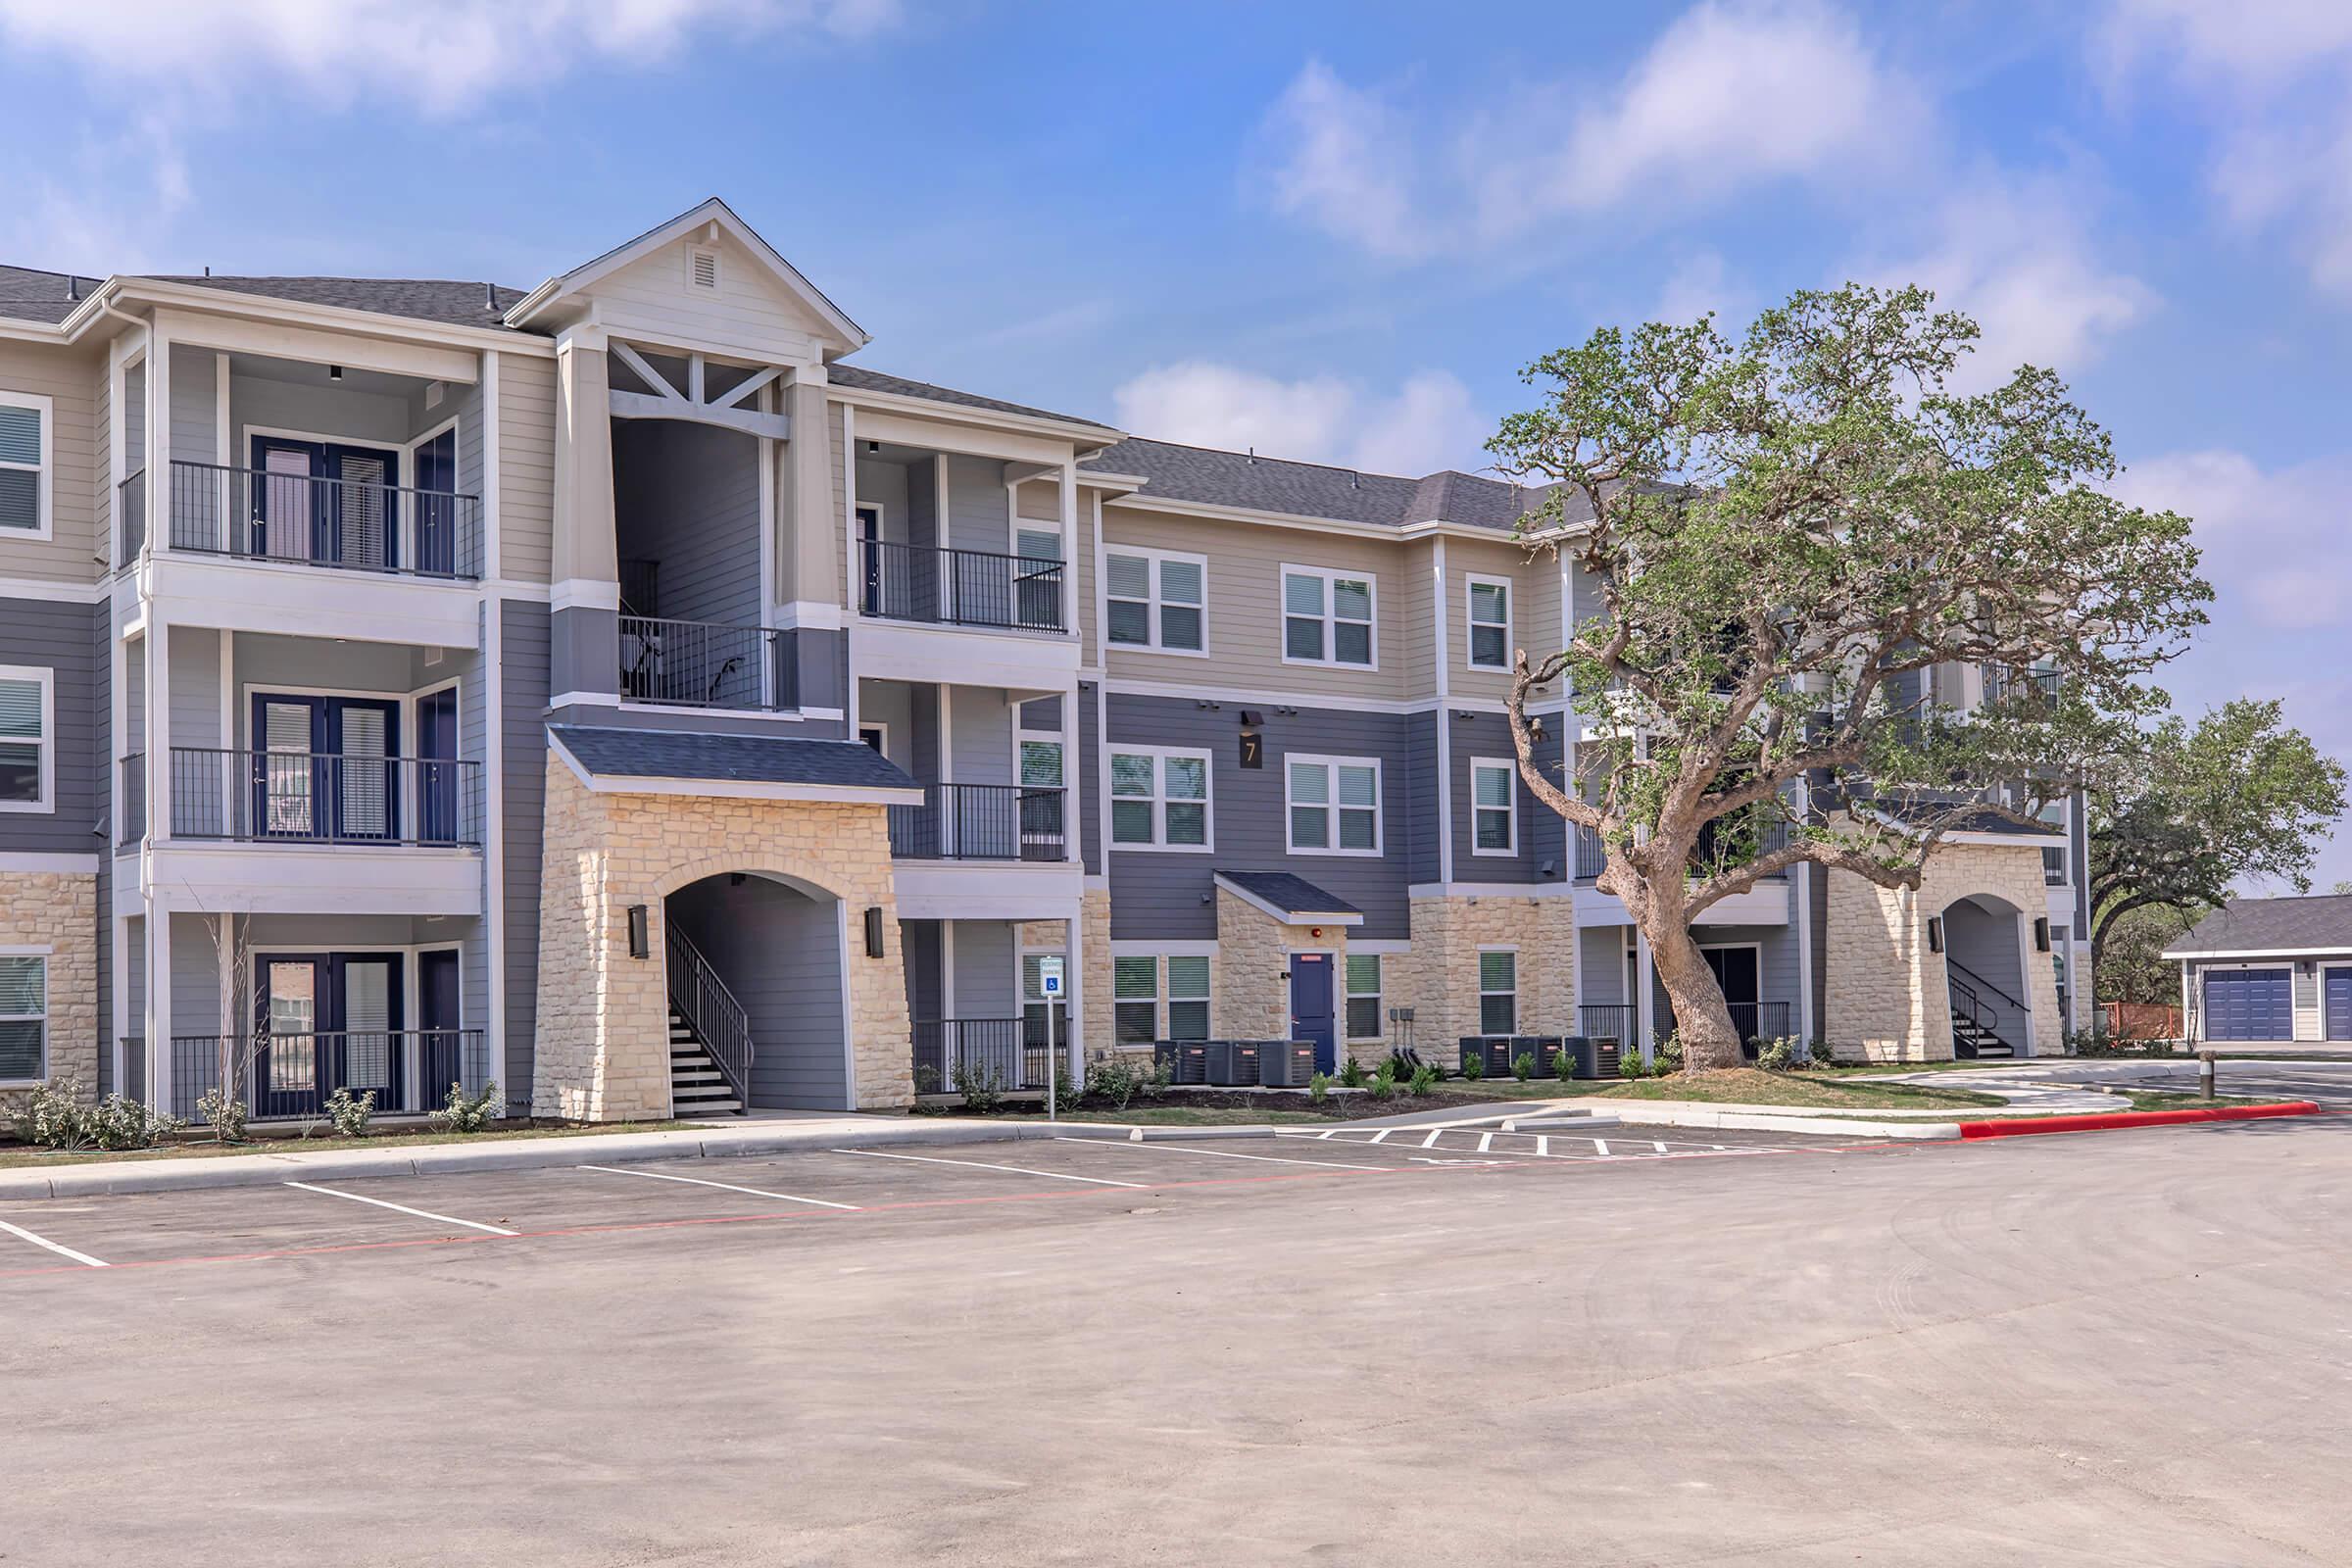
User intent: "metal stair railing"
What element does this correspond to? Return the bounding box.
[664,924,754,1106]
[1946,958,2026,1054]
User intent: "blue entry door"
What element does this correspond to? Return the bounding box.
[1289,952,1337,1074]
[2326,968,2352,1042]
[2203,969,2291,1042]
[414,426,459,575]
[251,693,402,841]
[251,435,399,569]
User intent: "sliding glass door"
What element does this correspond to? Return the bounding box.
[252,693,402,843]
[254,953,406,1118]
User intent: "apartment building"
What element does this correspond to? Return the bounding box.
[0,198,2093,1125]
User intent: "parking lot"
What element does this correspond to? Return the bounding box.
[5,1115,2348,1565]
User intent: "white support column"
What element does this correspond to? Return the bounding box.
[1635,928,1656,1066]
[1057,460,1078,640]
[144,892,172,1115]
[146,618,169,844]
[1064,899,1086,1060]
[1432,538,1454,887]
[1792,779,1816,1048]
[2017,910,2038,1056]
[109,911,130,1099]
[2180,962,2194,1045]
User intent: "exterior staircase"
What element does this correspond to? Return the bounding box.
[669,1007,745,1115]
[1950,1014,2012,1058]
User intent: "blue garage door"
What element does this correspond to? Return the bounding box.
[2326,968,2352,1042]
[2203,969,2291,1042]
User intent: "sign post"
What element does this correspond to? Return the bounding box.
[1039,956,1065,1122]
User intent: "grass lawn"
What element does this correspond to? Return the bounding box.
[2119,1091,2304,1113]
[1428,1079,1583,1100]
[0,1120,707,1171]
[1577,1067,2008,1110]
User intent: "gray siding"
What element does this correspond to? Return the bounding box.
[855,457,910,543]
[667,873,848,1110]
[1404,710,1439,884]
[949,919,1017,1016]
[857,679,915,770]
[906,456,939,553]
[169,912,223,1039]
[550,605,619,703]
[1078,682,1102,876]
[0,596,100,853]
[167,627,221,751]
[901,919,942,1021]
[501,600,550,1110]
[461,604,491,1054]
[612,420,761,628]
[229,369,413,457]
[948,686,1014,785]
[92,600,111,1091]
[1447,711,1559,884]
[1103,694,1416,943]
[1808,861,1829,1040]
[170,348,219,466]
[944,454,1009,554]
[1579,925,1629,1006]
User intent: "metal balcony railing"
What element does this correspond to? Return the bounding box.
[1727,1001,1795,1045]
[2042,846,2069,886]
[163,748,481,847]
[858,539,1065,632]
[619,615,797,711]
[1985,665,2062,705]
[1578,1004,1637,1045]
[162,459,482,579]
[117,469,146,566]
[888,783,1065,860]
[910,1018,1045,1095]
[1574,826,1609,880]
[119,755,146,844]
[169,1029,488,1121]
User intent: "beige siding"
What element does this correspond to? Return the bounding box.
[1398,538,1437,702]
[0,337,103,584]
[90,356,112,565]
[1445,534,1552,706]
[499,352,556,582]
[588,233,833,364]
[1101,505,1410,701]
[826,400,848,608]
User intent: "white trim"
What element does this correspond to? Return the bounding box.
[1102,543,1208,657]
[1104,742,1213,853]
[0,386,55,542]
[1468,756,1518,857]
[858,720,890,760]
[1432,539,1453,886]
[1280,753,1384,858]
[0,663,56,812]
[0,852,98,872]
[549,576,622,613]
[837,900,859,1107]
[546,731,920,807]
[1277,563,1378,671]
[1464,572,1512,672]
[0,945,51,1087]
[1107,490,1594,546]
[775,599,842,630]
[1343,948,1384,1041]
[1212,873,1364,928]
[2163,947,2352,961]
[1475,945,1520,1036]
[1108,939,1220,957]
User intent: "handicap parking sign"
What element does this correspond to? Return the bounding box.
[1039,956,1064,998]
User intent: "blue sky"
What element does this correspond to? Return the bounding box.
[4,0,2347,882]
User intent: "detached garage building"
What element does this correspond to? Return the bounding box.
[2165,895,2352,1048]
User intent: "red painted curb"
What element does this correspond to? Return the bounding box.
[1956,1102,2322,1140]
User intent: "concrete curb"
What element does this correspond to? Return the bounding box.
[0,1117,1297,1200]
[1523,1103,1965,1140]
[1955,1101,2323,1140]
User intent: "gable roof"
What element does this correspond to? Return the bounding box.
[828,364,1116,432]
[2166,895,2352,956]
[502,196,866,350]
[148,275,533,331]
[549,725,919,798]
[1083,437,1579,533]
[1214,870,1365,925]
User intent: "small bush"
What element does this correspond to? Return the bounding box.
[1308,1070,1331,1103]
[1511,1052,1536,1082]
[1655,1033,1685,1075]
[1618,1049,1644,1080]
[1338,1056,1368,1090]
[1051,1057,1078,1108]
[324,1086,376,1139]
[912,1063,942,1095]
[1555,1044,1577,1082]
[14,1077,95,1150]
[90,1093,181,1152]
[1086,1055,1147,1111]
[1756,1036,1797,1072]
[1408,1062,1439,1096]
[1461,1052,1485,1082]
[1805,1039,1838,1068]
[196,1085,248,1143]
[1141,1056,1173,1100]
[952,1059,1005,1114]
[2144,1038,2179,1057]
[428,1080,501,1134]
[1367,1060,1397,1101]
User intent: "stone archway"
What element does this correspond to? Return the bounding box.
[1936,891,2034,1057]
[533,756,914,1120]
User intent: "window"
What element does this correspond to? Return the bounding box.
[1166,956,1210,1040]
[858,724,887,756]
[1286,756,1381,855]
[1471,759,1516,855]
[0,953,44,1082]
[1281,566,1376,667]
[1105,547,1206,653]
[0,390,49,539]
[1018,737,1062,788]
[0,666,51,811]
[1113,956,1159,1045]
[1478,950,1517,1036]
[1346,954,1383,1041]
[1467,575,1511,670]
[1109,747,1210,850]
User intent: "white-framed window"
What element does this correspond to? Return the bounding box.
[1113,956,1159,1044]
[858,723,888,756]
[1478,949,1518,1036]
[1286,755,1381,856]
[0,664,53,812]
[0,950,46,1083]
[1470,758,1517,856]
[1281,565,1376,668]
[1018,735,1063,786]
[0,389,51,540]
[1345,953,1383,1041]
[1109,746,1211,850]
[1466,573,1511,670]
[1105,546,1206,654]
[1166,956,1210,1040]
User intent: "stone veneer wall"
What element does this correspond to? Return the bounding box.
[1079,886,1112,1059]
[1822,839,2063,1061]
[1211,889,1347,1040]
[0,872,99,1111]
[533,758,913,1120]
[1400,894,1577,1058]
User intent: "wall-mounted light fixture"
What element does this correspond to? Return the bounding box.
[1926,914,1945,954]
[2034,917,2051,954]
[626,905,650,959]
[863,906,885,957]
[328,365,344,382]
[1240,710,1264,727]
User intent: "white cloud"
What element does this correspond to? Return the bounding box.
[1652,250,1749,329]
[2108,449,2352,632]
[1111,362,1490,476]
[0,0,897,115]
[2094,0,2352,90]
[1255,59,1429,261]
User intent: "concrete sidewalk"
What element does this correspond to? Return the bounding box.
[0,1113,1289,1200]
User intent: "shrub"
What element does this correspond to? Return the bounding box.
[429,1080,501,1134]
[1461,1052,1485,1082]
[1618,1049,1643,1080]
[1512,1052,1536,1082]
[2145,1037,2179,1057]
[1338,1056,1368,1090]
[1655,1033,1685,1075]
[912,1063,943,1095]
[1756,1036,1797,1072]
[1142,1056,1174,1100]
[92,1095,182,1152]
[952,1058,1005,1114]
[1308,1070,1331,1103]
[1805,1040,1837,1068]
[1051,1057,1079,1107]
[14,1077,96,1150]
[1086,1055,1147,1111]
[196,1085,248,1143]
[324,1086,376,1139]
[1408,1062,1439,1096]
[1367,1060,1397,1101]
[1555,1044,1577,1081]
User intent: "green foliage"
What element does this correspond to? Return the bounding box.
[1367,1060,1397,1102]
[1461,1051,1486,1082]
[1308,1070,1331,1103]
[1511,1052,1536,1082]
[952,1058,1005,1114]
[324,1087,376,1139]
[1755,1036,1798,1072]
[16,1079,183,1152]
[1805,1040,1837,1068]
[911,1063,942,1096]
[1655,1033,1685,1076]
[2090,700,2347,968]
[428,1080,501,1134]
[1555,1043,1577,1081]
[1086,1054,1149,1111]
[2096,905,2195,1006]
[1051,1057,1078,1109]
[1617,1049,1644,1080]
[1408,1062,1439,1096]
[1338,1056,1368,1090]
[197,1085,248,1143]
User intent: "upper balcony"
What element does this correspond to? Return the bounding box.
[618,614,798,712]
[126,459,482,580]
[858,539,1065,634]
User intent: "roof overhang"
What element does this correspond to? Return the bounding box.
[1213,872,1365,927]
[548,726,923,807]
[831,379,1125,446]
[2162,947,2352,961]
[1105,490,1562,547]
[50,276,550,356]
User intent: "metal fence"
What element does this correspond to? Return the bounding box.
[619,615,797,711]
[163,459,482,579]
[117,469,146,565]
[164,747,482,846]
[118,755,145,844]
[168,1029,488,1121]
[1578,1004,1636,1044]
[889,783,1065,860]
[858,539,1065,632]
[910,1018,1043,1095]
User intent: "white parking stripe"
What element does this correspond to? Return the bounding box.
[832,1149,1146,1189]
[1537,1135,1550,1157]
[578,1164,858,1210]
[283,1180,518,1236]
[1592,1139,1612,1157]
[1421,1129,1444,1149]
[1653,1141,1670,1153]
[1369,1129,1395,1145]
[1477,1132,1494,1152]
[1057,1138,1393,1173]
[0,1217,108,1268]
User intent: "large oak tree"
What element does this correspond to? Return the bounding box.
[1491,284,2210,1072]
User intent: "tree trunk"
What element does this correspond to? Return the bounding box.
[1643,912,1745,1074]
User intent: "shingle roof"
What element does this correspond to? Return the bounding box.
[1214,870,1363,921]
[550,725,919,794]
[2167,896,2352,956]
[827,363,1113,429]
[0,265,91,324]
[1866,799,2063,836]
[1083,437,1579,533]
[147,275,535,331]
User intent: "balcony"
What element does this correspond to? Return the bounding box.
[619,616,797,711]
[889,783,1065,861]
[910,1018,1052,1096]
[167,1029,490,1122]
[142,459,482,580]
[2042,846,2069,886]
[859,540,1064,633]
[1985,666,2061,706]
[132,749,483,848]
[1572,815,1792,883]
